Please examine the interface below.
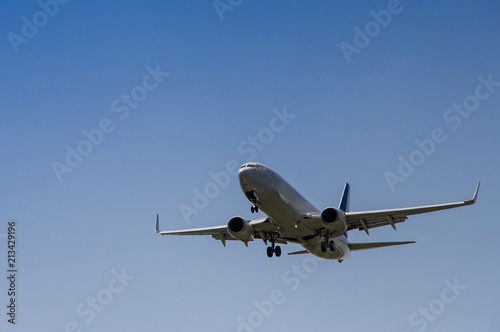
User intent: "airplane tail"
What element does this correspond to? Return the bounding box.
[339,183,350,239]
[338,183,350,212]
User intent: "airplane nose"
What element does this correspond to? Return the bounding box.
[239,163,271,191]
[239,164,261,190]
[238,165,254,188]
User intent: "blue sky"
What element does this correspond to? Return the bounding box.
[1,0,500,331]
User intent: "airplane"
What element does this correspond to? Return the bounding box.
[155,162,480,262]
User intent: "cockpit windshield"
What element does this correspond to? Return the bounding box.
[240,163,266,171]
[240,163,256,169]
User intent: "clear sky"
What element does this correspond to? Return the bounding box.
[1,0,500,331]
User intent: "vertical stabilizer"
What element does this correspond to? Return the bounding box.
[338,183,350,212]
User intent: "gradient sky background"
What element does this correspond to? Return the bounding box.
[1,0,500,331]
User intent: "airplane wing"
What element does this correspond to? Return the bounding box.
[154,215,282,247]
[345,182,480,235]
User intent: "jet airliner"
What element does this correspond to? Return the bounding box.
[155,162,479,262]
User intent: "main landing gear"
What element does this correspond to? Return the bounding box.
[320,234,336,253]
[266,235,281,258]
[320,241,335,253]
[251,205,259,213]
[267,246,281,258]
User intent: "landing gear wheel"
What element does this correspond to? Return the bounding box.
[275,246,281,257]
[267,247,273,257]
[266,233,280,258]
[251,206,255,213]
[329,241,335,251]
[320,241,327,253]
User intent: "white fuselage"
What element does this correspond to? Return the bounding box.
[239,163,350,260]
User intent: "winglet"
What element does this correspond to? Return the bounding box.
[155,214,160,234]
[465,182,480,205]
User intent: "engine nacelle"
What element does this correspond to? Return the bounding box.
[320,207,348,234]
[227,216,254,244]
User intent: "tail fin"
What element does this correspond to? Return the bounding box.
[338,183,350,212]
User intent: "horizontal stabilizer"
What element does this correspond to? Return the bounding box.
[287,250,309,256]
[349,241,415,251]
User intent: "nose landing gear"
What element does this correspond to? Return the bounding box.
[245,191,259,213]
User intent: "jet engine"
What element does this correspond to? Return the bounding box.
[227,216,254,244]
[320,207,348,234]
